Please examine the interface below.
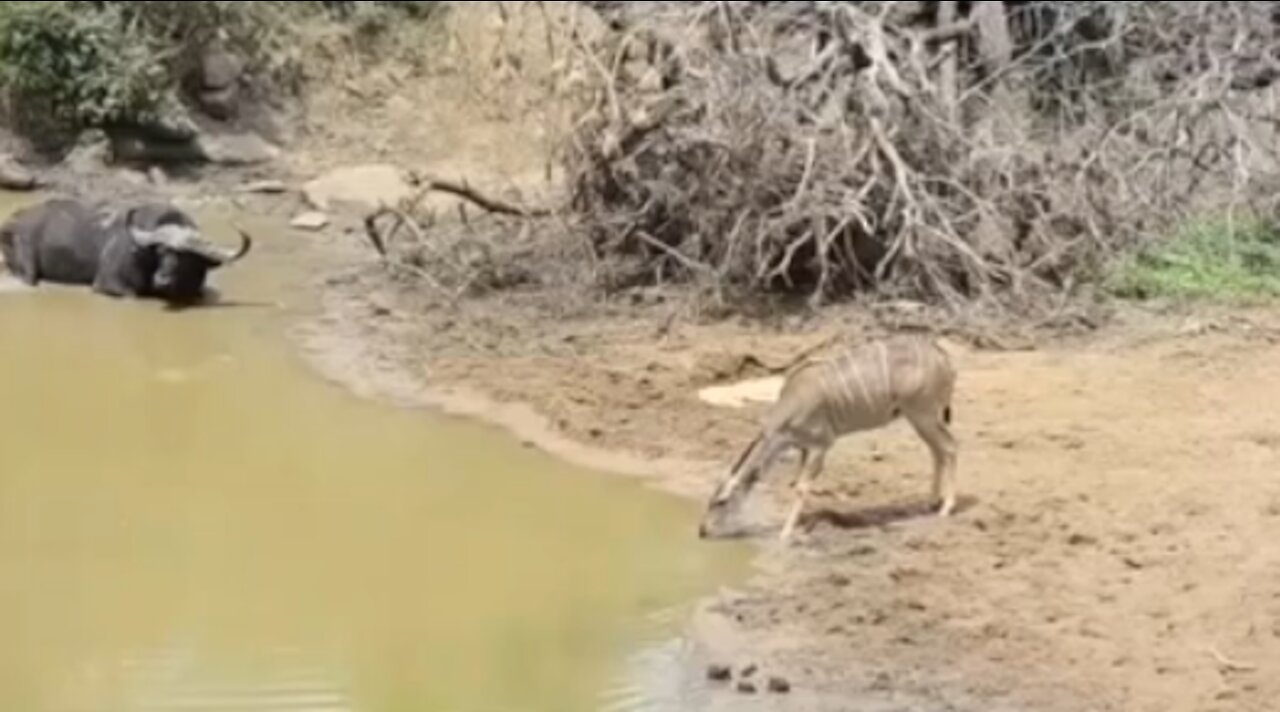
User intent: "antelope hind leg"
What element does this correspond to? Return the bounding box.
[906,406,958,516]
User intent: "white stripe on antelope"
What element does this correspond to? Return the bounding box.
[698,334,958,542]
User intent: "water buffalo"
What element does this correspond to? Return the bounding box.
[0,197,250,304]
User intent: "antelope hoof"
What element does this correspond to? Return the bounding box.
[778,519,801,543]
[938,498,956,517]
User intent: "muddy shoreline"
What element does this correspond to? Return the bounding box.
[286,258,789,710]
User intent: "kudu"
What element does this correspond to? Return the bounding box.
[699,334,958,541]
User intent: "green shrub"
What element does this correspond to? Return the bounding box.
[93,1,306,94]
[0,0,442,144]
[0,2,168,130]
[319,1,443,19]
[1104,213,1280,303]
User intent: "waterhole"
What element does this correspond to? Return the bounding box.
[0,196,748,712]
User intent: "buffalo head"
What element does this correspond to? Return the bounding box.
[122,205,252,305]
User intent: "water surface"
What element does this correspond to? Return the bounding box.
[0,197,747,712]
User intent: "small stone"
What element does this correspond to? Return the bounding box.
[736,680,757,695]
[740,664,758,678]
[241,179,287,194]
[638,65,665,93]
[1068,533,1098,547]
[64,135,110,173]
[119,169,149,186]
[197,132,279,166]
[291,211,330,231]
[768,676,791,694]
[0,155,37,190]
[706,664,732,682]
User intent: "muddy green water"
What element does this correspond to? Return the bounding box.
[0,197,747,712]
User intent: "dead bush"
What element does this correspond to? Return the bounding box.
[370,1,1280,322]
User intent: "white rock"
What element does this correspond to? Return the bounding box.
[198,132,280,166]
[696,376,784,409]
[291,211,330,231]
[302,163,413,213]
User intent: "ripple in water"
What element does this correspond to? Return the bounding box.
[104,645,352,712]
[599,606,710,712]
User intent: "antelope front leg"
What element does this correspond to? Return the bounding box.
[779,448,825,542]
[788,447,810,489]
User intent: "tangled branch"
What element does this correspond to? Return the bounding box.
[560,1,1280,315]
[368,1,1280,322]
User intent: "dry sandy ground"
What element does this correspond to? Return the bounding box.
[298,261,1280,712]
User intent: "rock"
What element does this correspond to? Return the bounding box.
[767,676,791,694]
[108,131,205,164]
[148,165,168,186]
[303,164,413,213]
[290,211,330,231]
[132,115,200,143]
[736,680,758,695]
[740,664,758,678]
[0,155,37,190]
[638,65,665,93]
[194,45,244,119]
[705,664,732,682]
[118,169,149,187]
[1068,533,1098,547]
[198,85,239,121]
[197,132,280,166]
[201,47,243,91]
[240,179,288,194]
[64,132,110,173]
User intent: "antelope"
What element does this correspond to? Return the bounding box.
[698,333,958,542]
